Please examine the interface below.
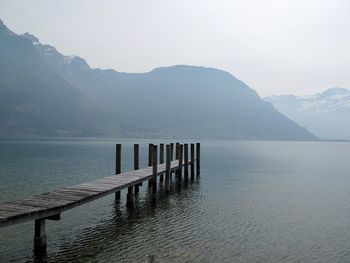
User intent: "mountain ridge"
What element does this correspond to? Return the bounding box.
[0,19,317,140]
[265,87,350,140]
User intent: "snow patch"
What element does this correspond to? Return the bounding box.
[63,55,77,64]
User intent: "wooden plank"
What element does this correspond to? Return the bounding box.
[14,198,70,208]
[63,187,102,194]
[0,208,29,215]
[0,204,40,216]
[57,188,101,195]
[73,185,114,192]
[42,192,91,202]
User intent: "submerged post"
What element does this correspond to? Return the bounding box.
[196,143,200,177]
[159,143,164,182]
[115,144,122,201]
[134,144,140,193]
[148,143,153,187]
[190,143,195,179]
[184,143,189,182]
[165,144,171,192]
[126,186,134,208]
[34,219,47,251]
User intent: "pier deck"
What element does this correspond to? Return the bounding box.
[0,160,190,228]
[0,142,200,251]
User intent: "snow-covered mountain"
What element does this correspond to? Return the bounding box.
[265,87,350,140]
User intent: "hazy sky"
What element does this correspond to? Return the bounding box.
[0,0,349,96]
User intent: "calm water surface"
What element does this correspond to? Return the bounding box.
[1,139,350,262]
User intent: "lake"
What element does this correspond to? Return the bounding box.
[1,139,350,262]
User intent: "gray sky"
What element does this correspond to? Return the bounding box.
[0,0,349,96]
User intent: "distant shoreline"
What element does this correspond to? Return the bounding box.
[0,136,348,143]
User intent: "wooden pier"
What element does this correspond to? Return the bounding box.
[0,142,200,251]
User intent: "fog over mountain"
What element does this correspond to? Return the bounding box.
[266,87,350,140]
[0,19,316,140]
[0,20,97,137]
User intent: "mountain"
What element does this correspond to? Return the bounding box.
[0,19,97,137]
[0,19,316,140]
[265,87,350,140]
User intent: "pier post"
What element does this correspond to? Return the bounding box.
[196,143,200,177]
[34,219,47,251]
[126,187,134,208]
[184,143,189,182]
[148,143,153,187]
[190,143,195,180]
[170,143,174,177]
[175,143,180,177]
[175,143,179,159]
[152,145,158,194]
[159,143,164,182]
[170,143,174,161]
[134,144,140,193]
[126,145,136,207]
[165,144,171,192]
[115,144,122,201]
[177,144,183,183]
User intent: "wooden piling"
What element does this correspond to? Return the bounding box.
[148,143,154,166]
[34,219,47,251]
[126,145,136,207]
[196,143,200,176]
[170,143,174,161]
[170,143,174,176]
[115,144,122,201]
[165,144,171,192]
[126,187,134,208]
[175,143,180,177]
[177,144,183,182]
[184,144,189,182]
[115,144,121,174]
[159,143,164,182]
[134,144,140,193]
[152,145,158,194]
[148,143,153,187]
[190,143,195,179]
[175,143,180,159]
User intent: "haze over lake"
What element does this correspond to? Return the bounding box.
[1,139,350,262]
[0,1,350,262]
